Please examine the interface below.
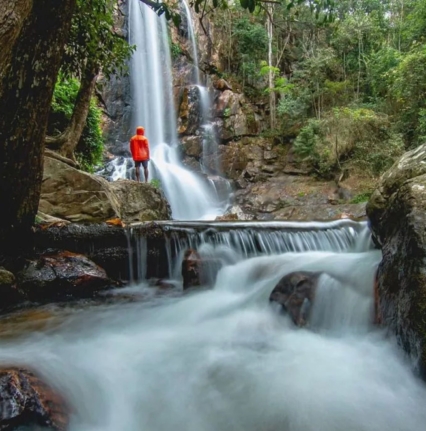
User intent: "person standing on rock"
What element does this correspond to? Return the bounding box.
[130,126,150,182]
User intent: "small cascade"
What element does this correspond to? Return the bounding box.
[126,219,374,281]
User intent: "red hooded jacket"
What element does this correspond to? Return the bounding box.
[130,127,150,161]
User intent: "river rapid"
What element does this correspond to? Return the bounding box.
[1,226,426,431]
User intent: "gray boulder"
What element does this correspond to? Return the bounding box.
[367,144,426,376]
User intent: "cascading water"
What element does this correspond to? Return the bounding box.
[103,0,226,220]
[180,0,232,201]
[181,0,200,85]
[1,221,426,430]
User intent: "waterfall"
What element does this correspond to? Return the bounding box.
[180,0,232,203]
[181,0,200,84]
[103,0,225,221]
[1,221,426,430]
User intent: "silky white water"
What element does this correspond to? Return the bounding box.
[181,0,200,84]
[1,227,426,431]
[126,0,225,220]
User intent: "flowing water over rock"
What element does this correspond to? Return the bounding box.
[2,221,426,430]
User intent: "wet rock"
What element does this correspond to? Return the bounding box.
[39,157,171,223]
[0,268,26,311]
[367,144,426,376]
[17,251,111,302]
[0,367,68,430]
[182,249,202,290]
[270,271,321,326]
[177,86,203,136]
[150,279,178,290]
[181,136,203,159]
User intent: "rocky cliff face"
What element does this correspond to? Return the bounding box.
[100,0,132,157]
[367,144,426,377]
[170,9,368,220]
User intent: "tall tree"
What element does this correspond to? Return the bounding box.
[0,0,76,260]
[47,0,133,162]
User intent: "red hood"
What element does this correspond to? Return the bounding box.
[136,126,145,136]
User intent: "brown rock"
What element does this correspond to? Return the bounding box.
[17,250,111,301]
[182,249,202,290]
[0,367,69,430]
[214,78,233,91]
[270,271,321,326]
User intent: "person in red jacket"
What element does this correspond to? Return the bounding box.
[130,126,150,182]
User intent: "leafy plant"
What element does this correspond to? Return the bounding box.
[150,178,162,189]
[49,77,104,172]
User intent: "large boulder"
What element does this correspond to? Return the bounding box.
[0,367,68,430]
[366,144,426,376]
[39,157,171,223]
[16,250,112,302]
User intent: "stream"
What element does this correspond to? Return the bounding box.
[1,221,426,430]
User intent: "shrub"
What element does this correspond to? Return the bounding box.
[293,107,404,177]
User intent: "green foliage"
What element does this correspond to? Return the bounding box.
[150,178,162,189]
[62,0,134,79]
[76,100,104,172]
[293,108,404,177]
[232,18,268,85]
[50,78,104,172]
[170,41,182,59]
[391,45,426,146]
[350,191,372,204]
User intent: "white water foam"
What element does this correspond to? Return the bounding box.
[0,225,425,430]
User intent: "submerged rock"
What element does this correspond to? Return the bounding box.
[367,144,426,376]
[0,367,68,430]
[270,271,321,326]
[17,251,111,302]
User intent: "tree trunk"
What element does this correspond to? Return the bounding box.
[0,0,76,260]
[266,5,276,130]
[46,61,100,161]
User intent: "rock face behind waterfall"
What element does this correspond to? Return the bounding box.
[39,157,171,223]
[367,144,426,376]
[270,271,320,326]
[0,367,69,430]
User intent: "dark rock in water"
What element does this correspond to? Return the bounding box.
[181,249,223,290]
[270,271,321,326]
[17,251,111,302]
[182,249,202,290]
[151,279,178,290]
[367,144,426,377]
[0,268,26,310]
[0,367,68,430]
